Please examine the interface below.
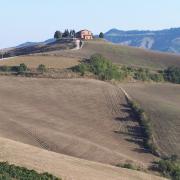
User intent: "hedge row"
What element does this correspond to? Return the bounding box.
[127,99,158,156]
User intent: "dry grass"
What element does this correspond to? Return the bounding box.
[44,40,180,69]
[0,137,167,180]
[2,40,180,70]
[0,76,157,168]
[120,83,180,157]
[0,55,80,68]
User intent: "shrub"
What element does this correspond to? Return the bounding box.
[164,66,180,84]
[0,66,10,72]
[155,155,180,180]
[116,163,140,171]
[150,73,164,82]
[77,63,87,76]
[18,63,27,74]
[37,64,46,73]
[75,54,125,80]
[0,162,61,180]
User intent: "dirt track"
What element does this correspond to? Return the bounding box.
[0,76,156,167]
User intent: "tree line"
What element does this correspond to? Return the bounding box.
[54,29,76,39]
[54,30,104,40]
[72,54,180,84]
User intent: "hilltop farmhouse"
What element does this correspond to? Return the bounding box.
[76,30,93,40]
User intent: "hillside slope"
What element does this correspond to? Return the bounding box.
[0,76,157,167]
[121,83,180,157]
[0,137,166,180]
[1,40,180,69]
[43,40,180,69]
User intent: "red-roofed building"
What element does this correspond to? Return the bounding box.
[76,30,93,40]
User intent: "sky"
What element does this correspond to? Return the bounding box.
[1,0,180,48]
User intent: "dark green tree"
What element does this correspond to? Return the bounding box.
[99,32,104,38]
[18,63,27,74]
[54,31,62,39]
[70,30,76,38]
[62,29,70,38]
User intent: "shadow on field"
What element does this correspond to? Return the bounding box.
[114,103,149,153]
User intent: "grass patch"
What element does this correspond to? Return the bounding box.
[0,162,61,180]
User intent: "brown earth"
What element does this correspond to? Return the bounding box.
[120,82,180,157]
[0,76,157,168]
[0,137,167,180]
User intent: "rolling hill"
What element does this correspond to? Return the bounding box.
[0,39,179,179]
[121,83,180,157]
[0,137,166,180]
[1,39,180,69]
[0,76,157,167]
[104,28,180,53]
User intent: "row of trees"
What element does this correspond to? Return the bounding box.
[54,29,76,39]
[54,30,104,39]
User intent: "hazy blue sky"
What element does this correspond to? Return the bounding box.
[1,0,180,48]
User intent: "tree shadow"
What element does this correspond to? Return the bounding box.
[114,103,148,153]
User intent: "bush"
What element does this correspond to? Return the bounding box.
[116,163,140,171]
[134,68,150,81]
[0,162,61,180]
[164,66,180,84]
[18,63,27,74]
[155,155,180,180]
[0,66,11,72]
[74,54,125,80]
[150,73,164,82]
[37,64,46,73]
[77,63,86,76]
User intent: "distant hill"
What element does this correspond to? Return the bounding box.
[16,38,55,48]
[104,28,180,53]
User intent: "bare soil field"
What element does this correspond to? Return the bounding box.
[121,83,180,156]
[0,137,166,180]
[0,55,80,68]
[0,76,157,167]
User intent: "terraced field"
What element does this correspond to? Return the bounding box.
[121,83,180,157]
[0,76,157,168]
